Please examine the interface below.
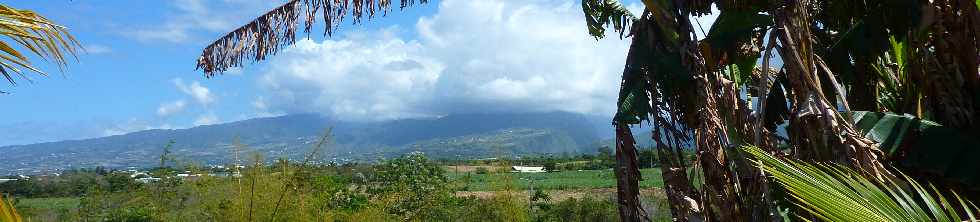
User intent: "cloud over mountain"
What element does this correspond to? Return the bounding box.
[257,0,633,121]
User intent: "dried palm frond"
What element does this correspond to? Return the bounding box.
[196,0,428,77]
[0,4,81,89]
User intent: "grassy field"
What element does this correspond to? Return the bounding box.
[450,168,664,191]
[14,197,79,220]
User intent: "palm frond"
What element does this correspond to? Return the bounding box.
[581,0,636,39]
[196,0,428,77]
[743,145,979,222]
[0,4,81,88]
[0,194,22,222]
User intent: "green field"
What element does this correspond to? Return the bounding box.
[450,168,664,191]
[14,197,80,220]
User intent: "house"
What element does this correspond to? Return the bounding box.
[130,172,151,178]
[511,166,546,173]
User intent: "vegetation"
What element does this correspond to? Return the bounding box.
[1,194,21,222]
[0,3,81,92]
[3,151,661,221]
[189,0,979,221]
[0,169,139,198]
[452,168,665,191]
[1,0,973,221]
[744,146,979,221]
[581,0,980,220]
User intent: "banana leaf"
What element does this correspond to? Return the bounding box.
[850,111,980,190]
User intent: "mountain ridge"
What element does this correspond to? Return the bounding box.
[1,112,611,175]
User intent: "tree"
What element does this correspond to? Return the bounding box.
[371,152,451,220]
[583,0,979,221]
[0,4,81,92]
[637,148,657,169]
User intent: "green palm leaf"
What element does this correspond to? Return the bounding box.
[742,146,979,222]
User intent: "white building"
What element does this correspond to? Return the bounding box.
[511,166,546,173]
[135,177,162,183]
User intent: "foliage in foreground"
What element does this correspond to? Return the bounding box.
[1,194,21,222]
[6,151,667,222]
[744,146,980,221]
[0,3,81,91]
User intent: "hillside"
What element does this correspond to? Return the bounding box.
[0,112,608,175]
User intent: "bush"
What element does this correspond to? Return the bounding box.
[534,197,619,222]
[371,152,452,220]
[475,167,489,174]
[107,206,154,222]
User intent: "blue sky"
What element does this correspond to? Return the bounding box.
[0,0,717,146]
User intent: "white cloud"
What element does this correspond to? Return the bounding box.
[258,0,631,121]
[133,24,190,43]
[85,44,112,54]
[156,100,187,116]
[173,78,215,106]
[194,113,219,126]
[131,0,288,43]
[101,119,174,137]
[225,67,244,75]
[252,96,268,110]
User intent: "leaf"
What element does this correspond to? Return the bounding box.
[0,194,21,222]
[0,4,80,87]
[850,111,980,190]
[742,146,980,222]
[197,0,429,76]
[582,0,637,39]
[850,111,919,154]
[701,8,769,72]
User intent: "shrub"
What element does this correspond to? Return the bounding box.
[370,152,451,220]
[475,167,489,175]
[534,197,619,222]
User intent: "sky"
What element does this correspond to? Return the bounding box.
[0,0,717,146]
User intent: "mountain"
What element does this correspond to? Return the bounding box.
[0,112,608,175]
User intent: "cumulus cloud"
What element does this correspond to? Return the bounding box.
[156,100,187,117]
[173,78,215,106]
[258,0,632,121]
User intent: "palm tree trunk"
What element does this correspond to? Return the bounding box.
[614,124,650,222]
